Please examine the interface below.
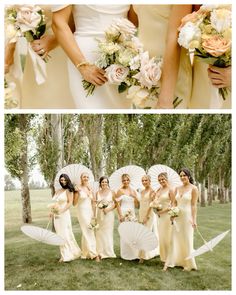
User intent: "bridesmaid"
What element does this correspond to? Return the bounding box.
[138,175,159,263]
[130,4,192,109]
[73,172,100,261]
[116,174,139,260]
[154,173,175,265]
[95,176,116,259]
[5,5,74,108]
[51,174,81,262]
[164,168,198,271]
[190,5,231,109]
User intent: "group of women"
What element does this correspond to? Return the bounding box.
[5,4,231,109]
[52,167,198,272]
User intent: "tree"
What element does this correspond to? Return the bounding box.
[5,114,34,223]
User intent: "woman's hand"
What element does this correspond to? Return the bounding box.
[155,100,174,109]
[208,65,231,88]
[142,216,149,225]
[119,215,125,222]
[190,220,197,229]
[79,64,107,86]
[31,34,57,58]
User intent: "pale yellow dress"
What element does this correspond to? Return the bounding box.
[52,190,81,262]
[76,190,98,259]
[133,5,192,108]
[139,191,159,260]
[19,6,75,108]
[96,191,116,259]
[190,60,231,109]
[156,190,172,262]
[165,189,197,270]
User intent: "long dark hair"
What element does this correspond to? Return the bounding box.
[99,176,110,188]
[59,174,75,192]
[179,168,194,184]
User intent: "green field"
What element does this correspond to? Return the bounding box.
[5,189,231,290]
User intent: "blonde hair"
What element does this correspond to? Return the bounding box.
[142,174,151,181]
[158,172,168,180]
[121,173,130,181]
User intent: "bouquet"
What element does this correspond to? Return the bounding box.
[47,203,60,215]
[4,78,18,109]
[178,5,231,100]
[88,217,99,230]
[149,199,163,213]
[123,209,137,222]
[83,18,166,108]
[168,206,180,218]
[5,5,46,43]
[97,200,109,209]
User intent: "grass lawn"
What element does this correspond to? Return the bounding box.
[5,189,231,291]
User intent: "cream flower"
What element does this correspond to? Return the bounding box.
[110,18,137,39]
[5,23,18,42]
[105,64,129,84]
[16,5,42,33]
[210,8,231,33]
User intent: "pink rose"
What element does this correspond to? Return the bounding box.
[16,5,42,33]
[178,10,207,30]
[202,35,231,57]
[105,64,129,84]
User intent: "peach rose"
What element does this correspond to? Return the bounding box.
[202,35,231,57]
[179,10,207,30]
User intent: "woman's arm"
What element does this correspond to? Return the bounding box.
[157,5,192,109]
[191,186,198,228]
[52,6,107,86]
[128,5,139,27]
[5,42,16,73]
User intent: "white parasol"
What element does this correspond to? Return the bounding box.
[54,163,94,190]
[118,221,158,251]
[147,164,182,190]
[21,223,65,246]
[109,165,145,191]
[185,228,230,260]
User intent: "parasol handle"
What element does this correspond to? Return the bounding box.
[46,219,51,230]
[196,227,213,251]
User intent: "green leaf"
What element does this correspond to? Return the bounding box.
[118,83,128,93]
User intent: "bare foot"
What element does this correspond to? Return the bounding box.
[162,265,168,272]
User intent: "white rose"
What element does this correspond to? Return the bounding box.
[118,48,136,67]
[210,8,231,33]
[127,86,156,109]
[129,54,141,70]
[133,52,162,89]
[99,42,120,55]
[111,18,137,39]
[16,5,42,33]
[178,21,201,49]
[105,64,129,85]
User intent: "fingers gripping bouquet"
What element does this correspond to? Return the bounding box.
[178,5,231,100]
[47,203,60,216]
[97,200,109,209]
[168,206,180,223]
[88,217,99,230]
[83,18,164,108]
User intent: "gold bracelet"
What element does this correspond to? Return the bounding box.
[76,61,90,69]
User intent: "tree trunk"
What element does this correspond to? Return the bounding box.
[207,176,213,206]
[218,169,225,204]
[51,114,64,171]
[200,181,206,207]
[20,115,32,223]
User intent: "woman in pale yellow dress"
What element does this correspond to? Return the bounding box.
[51,174,81,262]
[73,172,100,261]
[164,168,198,271]
[138,175,159,263]
[190,5,231,109]
[154,173,175,265]
[130,5,192,109]
[5,5,74,108]
[95,176,116,259]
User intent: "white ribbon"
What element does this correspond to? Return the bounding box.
[12,37,47,85]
